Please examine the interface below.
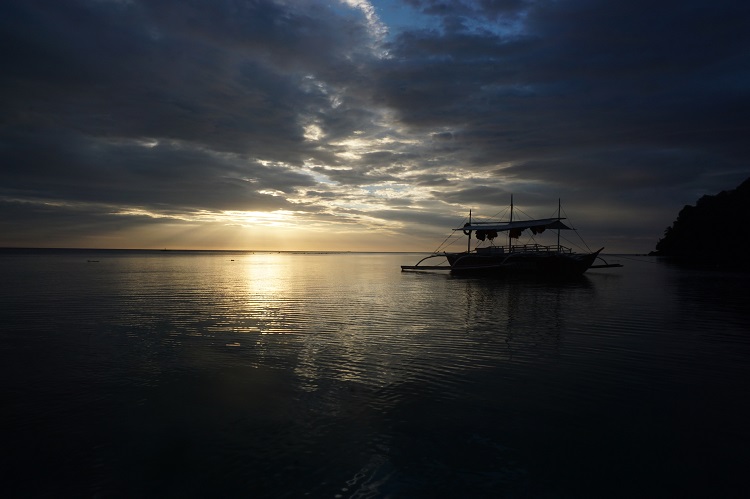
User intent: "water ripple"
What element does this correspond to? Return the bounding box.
[3,252,750,497]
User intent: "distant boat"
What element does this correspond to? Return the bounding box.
[402,197,622,277]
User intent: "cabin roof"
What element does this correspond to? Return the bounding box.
[456,218,573,232]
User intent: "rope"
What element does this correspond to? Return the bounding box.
[434,215,468,253]
[559,204,593,253]
[434,232,464,253]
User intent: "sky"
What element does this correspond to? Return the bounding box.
[1,0,748,253]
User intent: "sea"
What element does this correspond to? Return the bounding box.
[1,249,749,498]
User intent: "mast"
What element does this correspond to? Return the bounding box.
[468,209,472,252]
[557,198,561,252]
[508,194,513,251]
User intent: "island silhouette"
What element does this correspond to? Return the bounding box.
[651,177,750,268]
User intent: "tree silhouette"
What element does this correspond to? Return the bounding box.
[653,178,750,267]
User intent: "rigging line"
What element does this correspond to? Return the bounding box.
[433,233,455,253]
[474,203,515,224]
[475,205,510,223]
[559,204,572,227]
[513,206,535,221]
[557,232,590,253]
[559,205,592,252]
[575,231,592,253]
[435,207,494,252]
[434,215,468,252]
[434,233,464,253]
[491,206,511,221]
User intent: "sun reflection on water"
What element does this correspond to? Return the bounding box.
[238,253,295,334]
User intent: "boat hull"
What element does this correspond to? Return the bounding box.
[445,249,601,277]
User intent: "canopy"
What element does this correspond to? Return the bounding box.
[456,218,572,232]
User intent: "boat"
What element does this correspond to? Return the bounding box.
[401,197,622,276]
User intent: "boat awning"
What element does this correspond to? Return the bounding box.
[456,218,573,232]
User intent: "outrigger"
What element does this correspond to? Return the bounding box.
[401,197,622,276]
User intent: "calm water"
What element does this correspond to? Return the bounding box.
[2,250,749,498]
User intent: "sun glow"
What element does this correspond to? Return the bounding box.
[223,210,298,228]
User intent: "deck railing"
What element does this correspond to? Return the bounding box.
[475,243,572,254]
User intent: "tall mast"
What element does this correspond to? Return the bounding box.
[468,209,472,252]
[557,198,561,252]
[509,194,514,251]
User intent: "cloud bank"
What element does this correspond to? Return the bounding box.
[1,0,748,251]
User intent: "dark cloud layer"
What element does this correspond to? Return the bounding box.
[1,0,748,251]
[380,2,750,159]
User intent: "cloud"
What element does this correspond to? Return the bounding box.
[375,1,748,195]
[2,0,380,154]
[1,129,312,211]
[1,0,749,251]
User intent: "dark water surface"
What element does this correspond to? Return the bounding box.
[2,250,749,498]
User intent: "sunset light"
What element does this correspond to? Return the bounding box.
[1,0,748,253]
[3,2,749,497]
